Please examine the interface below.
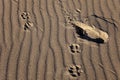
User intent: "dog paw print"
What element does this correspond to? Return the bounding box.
[20,12,33,31]
[69,44,81,54]
[21,12,30,20]
[67,65,83,77]
[24,21,33,30]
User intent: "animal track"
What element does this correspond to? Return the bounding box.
[67,65,83,77]
[70,20,109,43]
[24,21,33,30]
[21,12,30,20]
[69,44,81,54]
[20,12,33,31]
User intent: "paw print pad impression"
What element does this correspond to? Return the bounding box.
[66,65,83,78]
[69,44,81,54]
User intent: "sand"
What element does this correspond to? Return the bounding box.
[0,0,120,80]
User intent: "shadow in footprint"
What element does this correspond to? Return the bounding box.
[67,65,83,78]
[69,44,81,54]
[74,26,104,43]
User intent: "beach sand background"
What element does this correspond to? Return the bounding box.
[0,0,120,80]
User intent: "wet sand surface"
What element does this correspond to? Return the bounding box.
[0,0,120,80]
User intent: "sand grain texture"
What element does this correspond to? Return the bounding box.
[0,0,120,80]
